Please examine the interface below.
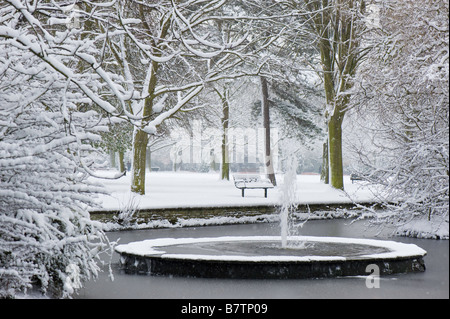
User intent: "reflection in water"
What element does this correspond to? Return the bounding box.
[76,219,449,299]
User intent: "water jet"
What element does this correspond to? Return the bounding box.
[115,159,426,280]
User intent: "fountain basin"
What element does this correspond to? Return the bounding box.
[115,236,426,279]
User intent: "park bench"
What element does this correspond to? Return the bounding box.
[350,173,363,184]
[233,174,274,198]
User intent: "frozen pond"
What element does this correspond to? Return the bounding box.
[76,219,449,299]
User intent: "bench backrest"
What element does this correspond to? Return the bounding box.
[233,174,262,183]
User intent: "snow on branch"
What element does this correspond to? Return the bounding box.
[143,85,204,134]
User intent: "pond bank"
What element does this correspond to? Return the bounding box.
[90,202,379,231]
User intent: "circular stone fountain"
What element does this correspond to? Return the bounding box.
[115,236,426,279]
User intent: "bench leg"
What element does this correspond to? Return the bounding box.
[242,189,245,197]
[264,188,268,198]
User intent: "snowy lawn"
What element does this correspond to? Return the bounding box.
[90,171,377,212]
[90,172,448,239]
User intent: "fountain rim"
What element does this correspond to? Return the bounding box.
[115,235,427,263]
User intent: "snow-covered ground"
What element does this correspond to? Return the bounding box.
[91,171,376,211]
[90,171,448,239]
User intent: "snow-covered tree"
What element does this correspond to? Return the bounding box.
[99,0,272,194]
[0,0,119,298]
[0,55,110,300]
[299,0,367,190]
[348,0,449,226]
[234,0,362,189]
[0,0,300,296]
[0,103,111,298]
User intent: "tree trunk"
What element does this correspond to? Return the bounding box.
[328,112,344,190]
[221,89,230,181]
[320,141,329,184]
[109,150,116,169]
[131,54,159,194]
[118,150,125,174]
[131,128,149,195]
[306,0,364,191]
[260,76,277,186]
[146,147,152,172]
[130,5,171,195]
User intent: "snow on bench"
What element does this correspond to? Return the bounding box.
[233,174,274,198]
